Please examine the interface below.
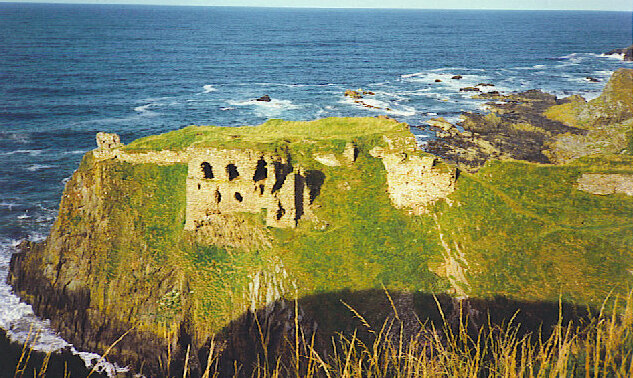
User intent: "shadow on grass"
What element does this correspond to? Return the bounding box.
[182,289,598,377]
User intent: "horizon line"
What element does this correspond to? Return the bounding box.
[1,1,632,12]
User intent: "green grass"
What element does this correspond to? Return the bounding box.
[275,144,445,293]
[432,158,633,305]
[124,117,409,152]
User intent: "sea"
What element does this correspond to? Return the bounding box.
[0,3,631,375]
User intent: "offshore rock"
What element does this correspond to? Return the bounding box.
[605,45,633,61]
[255,95,271,102]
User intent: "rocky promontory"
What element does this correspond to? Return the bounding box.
[427,68,633,170]
[8,72,633,376]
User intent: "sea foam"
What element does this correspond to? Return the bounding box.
[202,84,218,93]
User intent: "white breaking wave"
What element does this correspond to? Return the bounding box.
[202,84,217,93]
[1,149,43,156]
[599,53,629,61]
[26,164,53,172]
[0,201,22,210]
[63,150,87,155]
[340,96,416,117]
[0,133,30,144]
[133,104,158,116]
[228,98,301,117]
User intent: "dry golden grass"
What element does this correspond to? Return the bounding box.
[189,290,633,378]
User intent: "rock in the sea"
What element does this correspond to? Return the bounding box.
[585,76,600,83]
[256,95,272,102]
[476,83,495,87]
[344,89,363,99]
[451,75,463,80]
[460,87,481,92]
[435,79,442,83]
[605,45,633,61]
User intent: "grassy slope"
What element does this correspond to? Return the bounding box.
[544,68,633,158]
[434,157,633,305]
[124,117,406,152]
[88,118,449,335]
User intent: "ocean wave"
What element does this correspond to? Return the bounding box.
[26,164,53,172]
[63,150,87,155]
[133,104,158,116]
[0,149,43,156]
[228,98,301,117]
[0,201,22,210]
[17,212,30,220]
[202,84,217,93]
[340,96,416,117]
[599,53,627,61]
[401,71,493,91]
[0,238,70,353]
[0,132,30,144]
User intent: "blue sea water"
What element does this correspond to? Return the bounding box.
[0,2,631,372]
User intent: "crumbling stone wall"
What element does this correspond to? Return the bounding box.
[370,146,456,214]
[92,133,314,229]
[185,149,313,229]
[93,132,455,228]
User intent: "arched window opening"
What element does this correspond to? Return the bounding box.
[227,164,239,181]
[253,159,268,181]
[201,162,214,179]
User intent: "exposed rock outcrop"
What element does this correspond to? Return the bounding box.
[605,45,633,61]
[427,89,582,170]
[255,95,271,102]
[427,69,633,170]
[544,68,633,163]
[577,173,633,196]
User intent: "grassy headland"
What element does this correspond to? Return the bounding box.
[8,70,633,376]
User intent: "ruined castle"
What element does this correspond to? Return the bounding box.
[93,131,455,232]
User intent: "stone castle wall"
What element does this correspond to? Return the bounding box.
[185,149,312,229]
[93,132,455,228]
[93,133,313,229]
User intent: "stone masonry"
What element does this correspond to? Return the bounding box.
[93,132,456,228]
[93,133,314,229]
